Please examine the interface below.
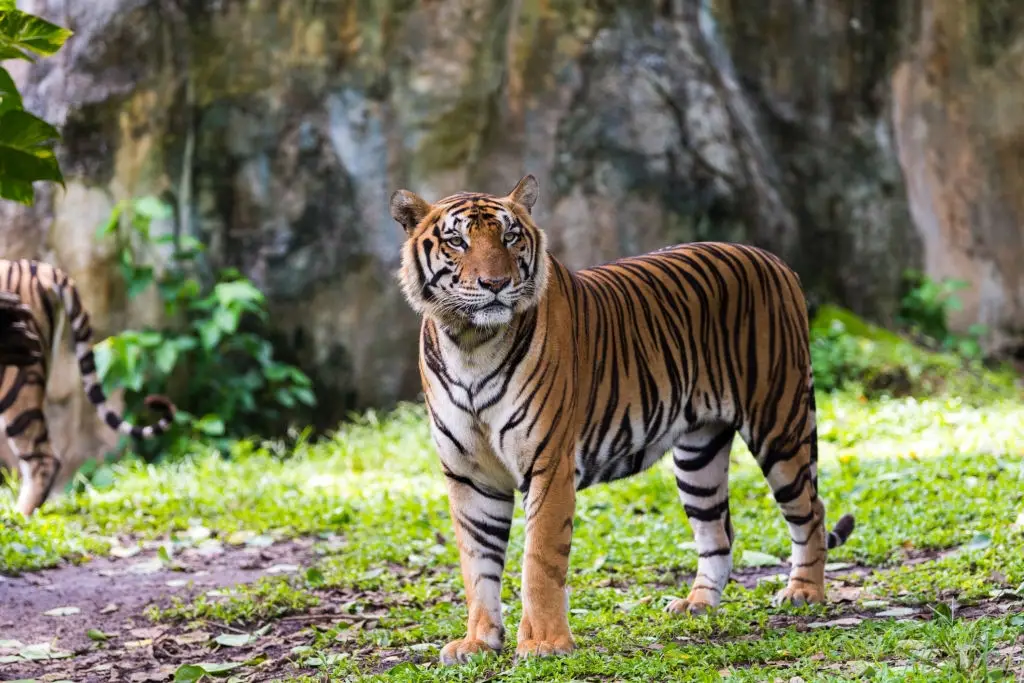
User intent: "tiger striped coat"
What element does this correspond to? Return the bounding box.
[0,259,175,517]
[389,175,855,664]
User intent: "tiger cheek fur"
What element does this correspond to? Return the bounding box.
[389,175,855,665]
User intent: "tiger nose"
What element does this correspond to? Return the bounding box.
[478,276,511,293]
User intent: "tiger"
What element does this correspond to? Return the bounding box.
[389,175,856,664]
[0,290,44,368]
[0,259,176,518]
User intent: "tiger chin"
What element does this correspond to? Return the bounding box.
[389,175,856,665]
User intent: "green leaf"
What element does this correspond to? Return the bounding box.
[0,66,22,116]
[86,629,113,642]
[96,200,125,240]
[0,10,74,58]
[274,389,296,409]
[212,632,257,647]
[155,344,178,376]
[213,305,240,334]
[173,662,243,681]
[305,567,325,587]
[0,43,30,61]
[197,320,222,351]
[131,195,173,221]
[0,109,59,148]
[0,109,63,205]
[173,665,206,683]
[195,415,225,436]
[214,280,263,307]
[739,550,783,568]
[293,387,316,407]
[962,532,992,552]
[387,661,420,676]
[125,267,154,299]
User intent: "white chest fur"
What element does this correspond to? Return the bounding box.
[422,325,533,492]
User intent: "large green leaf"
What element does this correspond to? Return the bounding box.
[0,8,73,60]
[0,1,14,12]
[0,109,59,149]
[0,109,63,204]
[0,66,22,116]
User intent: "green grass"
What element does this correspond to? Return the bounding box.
[4,392,1024,681]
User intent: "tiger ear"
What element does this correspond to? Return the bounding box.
[506,174,539,214]
[389,189,432,234]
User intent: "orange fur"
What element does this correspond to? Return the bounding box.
[390,176,855,663]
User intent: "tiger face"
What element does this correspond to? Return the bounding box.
[390,175,549,329]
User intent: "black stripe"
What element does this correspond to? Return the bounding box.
[6,408,45,437]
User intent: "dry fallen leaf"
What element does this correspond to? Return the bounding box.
[100,603,119,614]
[129,665,178,683]
[43,606,81,617]
[173,631,211,646]
[124,639,153,649]
[807,617,863,629]
[129,627,165,639]
[830,586,863,603]
[876,607,919,618]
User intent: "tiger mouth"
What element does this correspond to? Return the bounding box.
[477,301,510,311]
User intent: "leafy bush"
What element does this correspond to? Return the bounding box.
[897,270,987,359]
[93,197,316,460]
[0,2,71,204]
[810,304,1017,402]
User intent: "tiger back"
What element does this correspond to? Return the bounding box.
[0,259,175,517]
[390,175,856,664]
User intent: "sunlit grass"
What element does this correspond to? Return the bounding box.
[4,391,1024,681]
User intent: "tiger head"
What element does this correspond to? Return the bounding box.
[390,175,549,329]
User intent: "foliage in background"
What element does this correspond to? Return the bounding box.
[810,297,1017,401]
[92,197,316,462]
[896,270,988,358]
[0,1,71,204]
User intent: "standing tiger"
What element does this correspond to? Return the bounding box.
[0,259,175,517]
[389,175,856,664]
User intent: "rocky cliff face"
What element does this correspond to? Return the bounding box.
[2,0,1022,449]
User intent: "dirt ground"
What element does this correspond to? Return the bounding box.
[3,544,1023,682]
[1,540,317,682]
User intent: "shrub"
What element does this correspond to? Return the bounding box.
[93,197,316,461]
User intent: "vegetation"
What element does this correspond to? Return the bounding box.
[2,390,1024,680]
[91,196,316,463]
[0,1,71,204]
[809,273,1015,399]
[3,224,1023,679]
[2,344,1023,679]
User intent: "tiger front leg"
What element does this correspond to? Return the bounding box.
[439,472,515,665]
[516,448,577,661]
[669,424,736,615]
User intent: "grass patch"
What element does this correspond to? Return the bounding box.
[4,387,1024,680]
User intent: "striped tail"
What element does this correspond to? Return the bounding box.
[51,269,177,439]
[827,513,856,549]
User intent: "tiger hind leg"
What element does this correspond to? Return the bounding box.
[756,427,854,606]
[668,423,736,615]
[0,367,61,517]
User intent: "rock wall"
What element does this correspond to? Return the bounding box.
[892,0,1024,356]
[1,0,1021,450]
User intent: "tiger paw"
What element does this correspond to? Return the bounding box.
[439,638,500,665]
[771,582,825,607]
[665,597,715,615]
[515,636,576,661]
